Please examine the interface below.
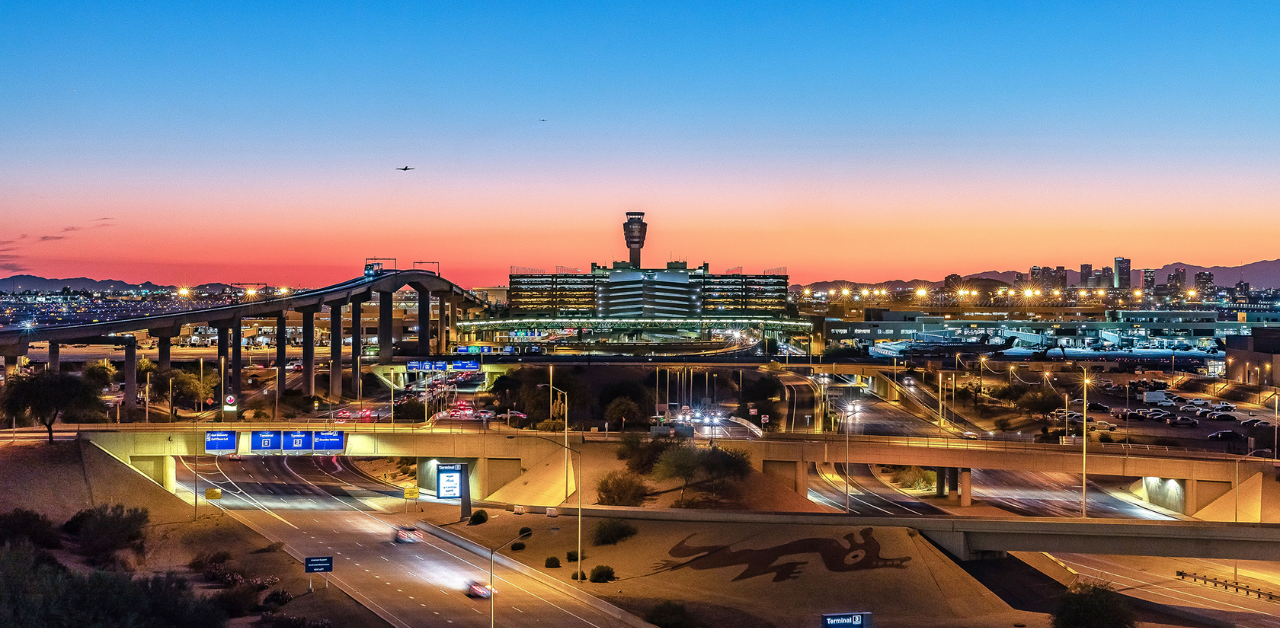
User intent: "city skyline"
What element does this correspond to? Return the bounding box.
[4,3,1278,288]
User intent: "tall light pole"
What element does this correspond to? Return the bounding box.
[489,528,533,628]
[1080,366,1090,518]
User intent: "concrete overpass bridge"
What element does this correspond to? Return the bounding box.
[0,269,487,412]
[76,425,1280,562]
[80,424,1280,523]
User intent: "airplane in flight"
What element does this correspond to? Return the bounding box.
[396,166,414,171]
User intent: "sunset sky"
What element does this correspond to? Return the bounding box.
[3,2,1278,289]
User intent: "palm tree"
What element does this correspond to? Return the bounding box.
[1,372,105,443]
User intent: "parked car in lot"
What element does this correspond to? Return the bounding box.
[1240,418,1265,428]
[1194,408,1216,417]
[1092,421,1118,431]
[1087,402,1110,413]
[1208,430,1245,441]
[1253,421,1273,429]
[1208,412,1236,421]
[1180,405,1200,413]
[1167,416,1199,427]
[1213,403,1237,411]
[1152,400,1177,408]
[1190,398,1209,406]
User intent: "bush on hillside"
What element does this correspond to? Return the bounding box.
[645,601,702,628]
[544,556,561,568]
[591,519,638,546]
[468,510,489,525]
[64,504,149,562]
[0,508,62,549]
[1052,582,1137,628]
[588,565,615,583]
[596,470,649,506]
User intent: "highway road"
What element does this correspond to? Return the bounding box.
[805,462,945,516]
[1057,553,1280,628]
[968,470,1171,519]
[175,455,634,628]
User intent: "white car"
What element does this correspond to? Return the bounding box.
[1190,399,1209,406]
[1092,421,1118,431]
[1213,403,1237,411]
[1180,405,1200,413]
[1152,400,1177,408]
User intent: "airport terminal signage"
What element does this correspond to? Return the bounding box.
[204,431,237,453]
[409,360,480,372]
[313,431,345,452]
[304,557,333,573]
[452,360,480,371]
[251,430,283,452]
[283,430,313,452]
[822,613,871,627]
[437,463,465,498]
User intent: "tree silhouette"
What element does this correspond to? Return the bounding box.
[1,372,105,443]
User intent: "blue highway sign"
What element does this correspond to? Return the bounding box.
[313,431,345,452]
[283,430,313,452]
[251,430,282,452]
[204,430,237,453]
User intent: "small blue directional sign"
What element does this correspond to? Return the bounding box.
[452,360,480,371]
[251,430,282,452]
[304,556,333,573]
[204,430,237,453]
[407,360,429,372]
[313,431,345,452]
[283,430,313,452]
[822,612,872,627]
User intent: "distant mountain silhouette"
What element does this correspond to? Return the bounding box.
[0,274,232,294]
[795,260,1280,290]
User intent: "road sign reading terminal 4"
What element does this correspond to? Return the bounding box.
[822,612,871,627]
[304,557,333,573]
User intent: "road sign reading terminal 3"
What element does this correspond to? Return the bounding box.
[304,557,333,573]
[822,612,871,627]
[313,431,345,452]
[204,431,237,453]
[251,431,282,452]
[283,431,313,452]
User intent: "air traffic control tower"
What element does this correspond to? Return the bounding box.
[623,212,647,268]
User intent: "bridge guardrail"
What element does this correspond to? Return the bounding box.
[1176,570,1280,601]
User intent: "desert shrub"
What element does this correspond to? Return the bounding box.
[994,417,1013,432]
[518,526,532,536]
[0,508,62,549]
[645,600,702,628]
[617,431,645,460]
[567,549,584,563]
[596,470,649,506]
[536,420,566,432]
[588,565,615,582]
[591,519,637,546]
[1052,582,1137,628]
[890,466,937,490]
[623,436,676,474]
[188,550,232,571]
[212,583,261,617]
[544,556,561,568]
[1098,432,1114,443]
[65,504,149,562]
[570,569,586,580]
[263,588,294,607]
[510,542,525,551]
[1154,437,1180,447]
[468,510,489,525]
[260,541,286,553]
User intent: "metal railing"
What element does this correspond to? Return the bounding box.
[1175,571,1280,602]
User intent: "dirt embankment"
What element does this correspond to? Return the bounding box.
[0,441,389,628]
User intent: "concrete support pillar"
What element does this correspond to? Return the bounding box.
[434,292,446,355]
[47,343,60,373]
[959,468,972,507]
[157,336,171,372]
[328,304,343,399]
[416,290,430,355]
[935,466,947,498]
[1185,478,1199,516]
[275,314,287,369]
[947,467,959,502]
[230,318,242,398]
[216,326,229,366]
[378,291,394,365]
[301,310,316,397]
[1,356,14,381]
[351,302,364,399]
[446,298,458,351]
[123,340,138,413]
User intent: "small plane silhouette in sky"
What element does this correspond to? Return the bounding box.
[396,166,414,171]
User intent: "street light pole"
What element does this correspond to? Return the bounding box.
[1081,366,1089,518]
[490,529,533,628]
